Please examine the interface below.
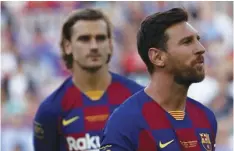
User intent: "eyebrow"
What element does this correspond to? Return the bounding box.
[78,33,107,36]
[78,34,90,37]
[178,34,200,45]
[77,34,107,38]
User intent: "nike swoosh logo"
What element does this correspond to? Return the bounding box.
[63,116,79,126]
[159,139,174,148]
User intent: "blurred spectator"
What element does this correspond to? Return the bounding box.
[12,144,24,151]
[7,59,29,102]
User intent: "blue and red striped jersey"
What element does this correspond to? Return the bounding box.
[33,72,143,151]
[100,89,217,151]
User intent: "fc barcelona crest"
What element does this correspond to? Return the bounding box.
[200,133,212,151]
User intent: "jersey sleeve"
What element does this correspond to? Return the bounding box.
[213,114,218,138]
[100,109,138,151]
[33,101,59,151]
[211,111,218,143]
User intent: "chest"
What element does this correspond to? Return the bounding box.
[59,106,110,151]
[59,90,132,151]
[138,100,216,151]
[138,114,215,151]
[140,128,215,151]
[60,89,132,134]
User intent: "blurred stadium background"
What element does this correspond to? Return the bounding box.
[1,1,233,151]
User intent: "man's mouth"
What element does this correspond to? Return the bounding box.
[88,54,101,58]
[196,56,204,64]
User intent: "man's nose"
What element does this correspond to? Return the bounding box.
[90,38,98,50]
[194,41,206,55]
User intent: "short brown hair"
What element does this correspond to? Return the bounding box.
[137,8,188,74]
[60,8,112,69]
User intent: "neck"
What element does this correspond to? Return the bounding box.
[72,64,111,92]
[145,72,189,111]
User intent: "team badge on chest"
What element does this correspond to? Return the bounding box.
[200,133,212,151]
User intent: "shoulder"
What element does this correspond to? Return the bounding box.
[187,97,217,135]
[101,91,147,150]
[106,90,148,128]
[103,100,141,143]
[110,72,144,93]
[187,97,216,119]
[36,77,73,117]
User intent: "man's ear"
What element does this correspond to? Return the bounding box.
[64,40,72,55]
[148,48,166,68]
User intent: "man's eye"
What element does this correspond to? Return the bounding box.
[184,39,192,44]
[96,35,107,42]
[78,36,90,42]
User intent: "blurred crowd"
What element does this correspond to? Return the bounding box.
[1,1,233,151]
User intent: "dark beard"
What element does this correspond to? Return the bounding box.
[173,68,205,87]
